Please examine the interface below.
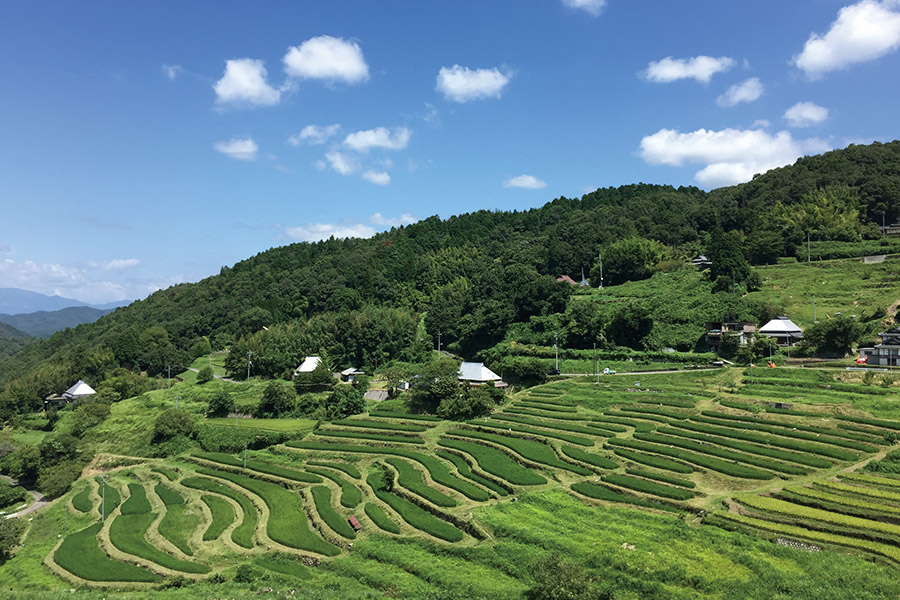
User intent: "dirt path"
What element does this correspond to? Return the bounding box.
[185,366,239,383]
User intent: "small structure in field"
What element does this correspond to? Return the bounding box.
[859,327,900,367]
[759,317,803,346]
[691,255,712,268]
[348,516,362,532]
[340,367,364,382]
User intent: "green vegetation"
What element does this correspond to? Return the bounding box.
[363,502,401,534]
[366,469,463,542]
[607,437,774,479]
[181,476,257,548]
[384,458,458,507]
[200,494,233,541]
[558,445,617,469]
[446,429,592,475]
[306,467,363,508]
[71,482,92,513]
[625,468,695,489]
[437,438,547,486]
[54,523,161,582]
[332,418,429,432]
[310,485,356,539]
[611,448,693,474]
[601,473,695,501]
[192,451,323,483]
[468,419,595,446]
[434,450,510,496]
[570,482,683,513]
[307,460,362,479]
[154,484,198,556]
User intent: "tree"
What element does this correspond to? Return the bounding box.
[801,316,866,357]
[411,358,460,413]
[196,366,214,384]
[436,385,496,420]
[153,408,194,441]
[37,460,82,498]
[294,360,336,394]
[71,401,111,437]
[207,388,233,417]
[257,382,296,418]
[0,518,25,558]
[328,384,365,418]
[591,237,668,286]
[708,230,751,288]
[525,552,611,600]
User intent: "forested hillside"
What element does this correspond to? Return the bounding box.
[1,141,898,413]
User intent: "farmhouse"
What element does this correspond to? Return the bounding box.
[458,362,508,387]
[759,316,803,346]
[705,321,756,351]
[859,327,900,366]
[294,356,321,375]
[44,379,96,408]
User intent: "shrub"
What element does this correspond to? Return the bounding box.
[153,408,195,441]
[257,381,297,418]
[37,460,82,498]
[0,517,25,559]
[207,389,233,417]
[195,423,295,453]
[197,366,214,384]
[526,551,613,600]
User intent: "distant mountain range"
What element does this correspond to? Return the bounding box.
[0,287,130,314]
[0,306,115,339]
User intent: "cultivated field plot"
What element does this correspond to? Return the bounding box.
[45,367,900,587]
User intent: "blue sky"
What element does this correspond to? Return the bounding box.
[2,0,900,304]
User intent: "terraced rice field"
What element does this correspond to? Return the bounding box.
[45,366,900,587]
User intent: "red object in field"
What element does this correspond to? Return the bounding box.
[856,356,868,364]
[348,516,362,531]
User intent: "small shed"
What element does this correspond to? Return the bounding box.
[63,380,96,401]
[759,317,803,346]
[348,516,362,532]
[459,362,507,387]
[340,367,364,382]
[295,356,321,374]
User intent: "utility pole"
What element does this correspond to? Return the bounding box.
[554,332,559,372]
[175,394,180,410]
[247,351,252,381]
[807,232,811,262]
[166,364,171,388]
[100,474,107,522]
[243,443,248,468]
[597,252,604,290]
[813,296,817,323]
[437,331,442,356]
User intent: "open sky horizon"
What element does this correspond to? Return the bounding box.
[3,0,900,304]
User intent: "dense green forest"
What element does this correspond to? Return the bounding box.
[1,141,898,415]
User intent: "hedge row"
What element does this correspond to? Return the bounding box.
[634,432,806,476]
[193,451,324,484]
[306,467,363,508]
[182,476,256,549]
[150,466,178,481]
[785,485,900,516]
[368,411,441,422]
[570,482,683,513]
[200,494,234,541]
[314,429,425,444]
[657,425,832,469]
[72,482,92,513]
[611,448,693,474]
[366,469,463,542]
[310,485,356,539]
[515,401,578,414]
[437,438,547,486]
[196,467,339,556]
[714,512,900,563]
[700,411,880,446]
[364,502,401,534]
[285,441,491,501]
[617,406,691,420]
[307,460,362,479]
[736,494,900,538]
[504,407,584,421]
[492,413,614,436]
[836,415,900,432]
[54,523,161,582]
[196,423,296,453]
[469,420,595,446]
[816,479,900,503]
[601,473,695,501]
[840,472,900,490]
[625,468,695,489]
[446,429,591,475]
[434,450,510,496]
[384,458,458,507]
[607,438,772,480]
[559,445,617,469]
[332,418,429,433]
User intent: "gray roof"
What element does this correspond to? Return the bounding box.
[458,362,501,382]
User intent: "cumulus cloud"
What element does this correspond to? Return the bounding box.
[793,0,900,78]
[752,119,772,129]
[288,124,341,146]
[361,170,391,185]
[325,151,358,175]
[716,77,764,107]
[370,212,417,227]
[784,101,830,127]
[343,127,412,152]
[162,64,183,80]
[503,174,548,189]
[213,137,259,161]
[0,258,131,303]
[214,58,281,107]
[638,127,830,187]
[561,0,606,16]
[283,35,369,84]
[644,55,735,83]
[436,65,511,102]
[103,258,140,270]
[284,222,376,242]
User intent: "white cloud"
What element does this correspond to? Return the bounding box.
[284,223,376,242]
[561,0,606,16]
[214,58,281,107]
[370,212,418,227]
[436,65,511,102]
[639,127,830,187]
[793,0,900,78]
[213,137,259,161]
[784,101,830,127]
[361,170,391,185]
[103,258,140,270]
[288,124,341,146]
[325,151,358,175]
[343,127,412,152]
[283,35,369,84]
[162,64,183,80]
[503,174,548,189]
[644,55,735,83]
[0,258,131,303]
[716,77,764,106]
[752,119,772,129]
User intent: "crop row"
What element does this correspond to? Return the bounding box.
[367,468,463,542]
[504,407,585,421]
[154,484,196,556]
[519,395,577,408]
[364,502,401,534]
[836,415,900,431]
[470,420,594,446]
[492,413,615,436]
[744,377,891,396]
[775,489,900,524]
[785,485,900,516]
[310,485,356,539]
[72,482,92,513]
[437,438,547,486]
[306,467,363,508]
[634,432,805,476]
[192,451,323,483]
[314,429,425,444]
[435,449,510,496]
[635,397,696,409]
[285,441,491,501]
[840,472,900,490]
[617,406,691,420]
[368,411,441,422]
[384,458,458,507]
[589,415,648,430]
[307,460,362,479]
[656,425,830,470]
[182,476,257,548]
[607,438,772,480]
[559,445,617,469]
[625,468,695,489]
[570,482,683,513]
[714,512,900,563]
[604,411,671,424]
[332,418,429,432]
[736,494,900,538]
[446,429,591,475]
[699,411,880,446]
[196,467,339,556]
[815,479,900,503]
[693,415,866,458]
[515,401,578,414]
[611,448,693,474]
[200,494,234,541]
[54,523,162,582]
[150,466,179,481]
[601,473,695,501]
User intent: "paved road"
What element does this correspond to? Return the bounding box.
[0,474,49,519]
